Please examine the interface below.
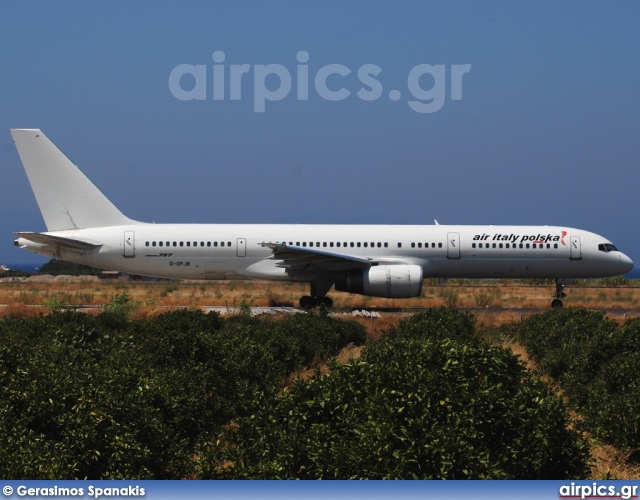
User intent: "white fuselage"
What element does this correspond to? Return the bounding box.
[17,223,634,282]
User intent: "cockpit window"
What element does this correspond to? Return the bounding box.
[598,243,619,253]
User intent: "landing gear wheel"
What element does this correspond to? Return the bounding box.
[299,296,318,310]
[318,296,333,309]
[551,279,568,308]
[299,296,333,310]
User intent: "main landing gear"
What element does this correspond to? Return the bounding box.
[299,279,334,310]
[299,296,334,310]
[551,278,568,308]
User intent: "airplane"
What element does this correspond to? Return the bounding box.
[10,128,634,309]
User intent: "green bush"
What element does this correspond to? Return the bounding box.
[0,309,365,479]
[518,307,617,381]
[516,309,640,451]
[205,310,589,479]
[388,306,478,344]
[577,352,640,450]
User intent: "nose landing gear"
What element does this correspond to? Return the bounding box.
[551,278,568,308]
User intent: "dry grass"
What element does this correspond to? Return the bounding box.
[1,278,640,313]
[590,445,640,479]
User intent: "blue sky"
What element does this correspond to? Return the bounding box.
[1,1,639,267]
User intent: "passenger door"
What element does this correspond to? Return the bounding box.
[570,236,582,260]
[447,232,461,259]
[236,238,246,257]
[123,231,135,258]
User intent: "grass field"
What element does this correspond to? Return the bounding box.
[1,277,640,315]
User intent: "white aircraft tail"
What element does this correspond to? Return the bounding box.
[10,129,135,231]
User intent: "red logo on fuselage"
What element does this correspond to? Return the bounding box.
[561,231,567,246]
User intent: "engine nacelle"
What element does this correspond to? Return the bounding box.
[335,264,423,298]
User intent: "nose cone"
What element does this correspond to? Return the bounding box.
[619,253,634,275]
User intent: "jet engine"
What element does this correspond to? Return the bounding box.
[335,264,423,298]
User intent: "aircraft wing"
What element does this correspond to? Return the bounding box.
[261,242,373,271]
[15,232,103,251]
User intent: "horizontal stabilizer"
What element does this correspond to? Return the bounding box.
[14,232,102,251]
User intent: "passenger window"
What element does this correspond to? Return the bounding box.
[323,242,327,247]
[357,242,361,248]
[364,242,368,248]
[438,243,442,248]
[411,243,416,248]
[336,242,340,247]
[418,243,422,248]
[152,242,156,247]
[350,243,354,247]
[145,242,149,247]
[384,243,388,248]
[303,242,307,247]
[472,243,476,248]
[398,243,402,248]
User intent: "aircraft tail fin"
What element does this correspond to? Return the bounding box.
[10,129,135,231]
